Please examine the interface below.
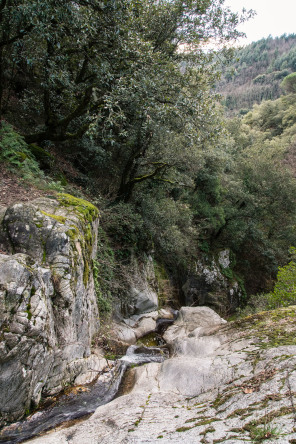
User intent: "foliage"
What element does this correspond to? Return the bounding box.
[236,249,296,316]
[248,423,280,442]
[281,72,296,94]
[0,121,44,178]
[271,247,296,307]
[136,187,198,267]
[3,1,296,311]
[0,0,250,202]
[102,203,148,259]
[216,95,296,294]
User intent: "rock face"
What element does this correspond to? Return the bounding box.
[27,306,296,443]
[182,250,243,312]
[0,195,104,425]
[112,308,175,344]
[122,255,159,316]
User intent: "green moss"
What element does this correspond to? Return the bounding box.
[55,195,99,288]
[212,392,234,409]
[220,266,233,280]
[29,143,53,160]
[232,306,296,348]
[200,426,215,436]
[57,193,99,222]
[227,407,255,419]
[26,304,32,320]
[185,417,198,423]
[195,418,220,426]
[154,261,173,307]
[176,426,194,432]
[243,407,293,433]
[41,211,66,224]
[66,226,79,241]
[134,418,142,427]
[83,259,90,287]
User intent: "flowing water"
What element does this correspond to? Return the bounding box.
[0,343,169,444]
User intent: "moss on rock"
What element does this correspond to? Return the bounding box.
[57,193,99,223]
[40,211,66,224]
[232,306,296,348]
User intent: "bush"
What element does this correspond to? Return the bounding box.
[102,203,149,259]
[236,248,296,316]
[271,248,296,307]
[0,121,42,178]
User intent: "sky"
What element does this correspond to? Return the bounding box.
[225,0,296,45]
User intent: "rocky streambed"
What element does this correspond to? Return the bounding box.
[0,314,171,444]
[4,305,296,444]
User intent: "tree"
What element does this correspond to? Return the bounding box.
[281,72,296,94]
[84,0,251,201]
[0,0,126,141]
[0,0,250,201]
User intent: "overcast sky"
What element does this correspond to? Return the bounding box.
[225,0,296,45]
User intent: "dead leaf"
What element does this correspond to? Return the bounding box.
[243,387,254,394]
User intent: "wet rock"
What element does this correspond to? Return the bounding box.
[112,308,176,345]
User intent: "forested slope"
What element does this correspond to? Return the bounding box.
[217,34,296,114]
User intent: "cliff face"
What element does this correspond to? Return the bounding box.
[0,195,103,425]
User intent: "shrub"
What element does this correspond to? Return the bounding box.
[102,203,148,259]
[271,249,296,307]
[0,121,42,178]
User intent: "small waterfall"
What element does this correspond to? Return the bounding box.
[0,344,168,444]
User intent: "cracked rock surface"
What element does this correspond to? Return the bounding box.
[0,196,102,425]
[27,306,296,443]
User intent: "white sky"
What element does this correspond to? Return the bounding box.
[225,0,296,45]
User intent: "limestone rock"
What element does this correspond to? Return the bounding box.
[0,195,101,425]
[112,308,176,345]
[125,255,159,315]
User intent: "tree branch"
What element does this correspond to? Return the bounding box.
[129,163,169,185]
[0,24,34,48]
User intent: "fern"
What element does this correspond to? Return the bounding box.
[0,121,43,178]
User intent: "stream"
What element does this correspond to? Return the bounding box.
[0,321,172,444]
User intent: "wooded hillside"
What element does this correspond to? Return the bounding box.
[217,34,296,114]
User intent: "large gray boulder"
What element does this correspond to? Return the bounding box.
[0,195,104,425]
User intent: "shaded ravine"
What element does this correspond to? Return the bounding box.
[0,345,168,444]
